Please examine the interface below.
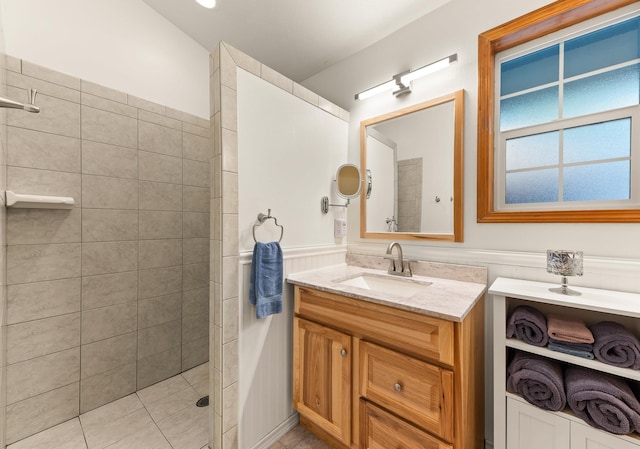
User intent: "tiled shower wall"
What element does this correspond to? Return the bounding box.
[3,56,210,444]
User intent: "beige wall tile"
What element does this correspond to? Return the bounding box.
[222,298,238,344]
[221,129,238,173]
[82,271,138,310]
[182,212,209,239]
[212,199,221,240]
[81,80,127,104]
[81,332,136,379]
[137,347,181,390]
[183,132,211,162]
[82,241,138,276]
[21,61,80,89]
[219,46,237,91]
[183,313,208,343]
[183,238,209,265]
[221,214,238,257]
[7,347,80,405]
[7,243,81,284]
[183,287,209,317]
[7,278,81,325]
[138,293,182,329]
[138,320,181,360]
[81,301,137,344]
[222,382,238,433]
[318,97,341,118]
[82,140,137,179]
[139,210,182,240]
[81,93,136,118]
[165,107,206,127]
[222,339,238,386]
[128,95,165,115]
[139,150,182,184]
[211,70,221,117]
[6,312,80,364]
[81,106,136,149]
[221,171,238,214]
[7,208,81,245]
[184,262,209,291]
[138,109,182,131]
[293,83,319,107]
[139,266,182,300]
[80,362,136,414]
[222,256,238,300]
[220,86,237,132]
[184,159,209,188]
[139,239,182,269]
[6,71,80,103]
[8,166,81,206]
[139,121,182,157]
[7,88,80,138]
[260,64,293,93]
[183,121,210,138]
[8,126,81,172]
[183,185,209,212]
[212,154,221,197]
[226,45,260,76]
[139,181,182,211]
[6,383,79,445]
[82,209,138,242]
[82,174,138,210]
[182,336,209,371]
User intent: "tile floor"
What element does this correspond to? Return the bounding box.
[8,363,210,449]
[6,362,328,449]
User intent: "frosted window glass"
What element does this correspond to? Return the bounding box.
[506,169,558,204]
[500,87,559,131]
[501,46,559,96]
[563,161,630,201]
[506,131,559,170]
[564,119,631,163]
[564,65,640,118]
[565,17,640,78]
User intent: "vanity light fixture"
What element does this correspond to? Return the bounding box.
[196,0,216,8]
[354,53,458,100]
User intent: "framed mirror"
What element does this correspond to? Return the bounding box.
[360,90,464,242]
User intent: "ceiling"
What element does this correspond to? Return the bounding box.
[142,0,450,82]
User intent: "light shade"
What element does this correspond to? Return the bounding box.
[196,0,216,8]
[354,53,458,101]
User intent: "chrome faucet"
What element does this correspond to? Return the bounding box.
[385,241,412,277]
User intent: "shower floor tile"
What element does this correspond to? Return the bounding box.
[7,361,327,449]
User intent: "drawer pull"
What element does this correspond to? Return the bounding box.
[393,382,403,393]
[340,348,348,357]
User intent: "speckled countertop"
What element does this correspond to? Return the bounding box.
[286,264,487,322]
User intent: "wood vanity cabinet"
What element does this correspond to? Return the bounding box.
[292,285,485,449]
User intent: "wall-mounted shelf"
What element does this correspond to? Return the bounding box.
[5,190,75,209]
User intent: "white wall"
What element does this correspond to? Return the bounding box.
[237,69,349,252]
[0,0,209,118]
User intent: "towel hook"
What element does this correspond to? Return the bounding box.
[252,209,284,243]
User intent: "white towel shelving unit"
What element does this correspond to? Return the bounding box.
[490,277,640,449]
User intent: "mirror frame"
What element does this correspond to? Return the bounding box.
[359,89,464,242]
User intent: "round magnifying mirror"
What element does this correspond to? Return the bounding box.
[335,164,361,198]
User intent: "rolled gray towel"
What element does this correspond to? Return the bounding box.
[566,365,640,434]
[591,321,640,369]
[507,351,566,411]
[506,305,549,347]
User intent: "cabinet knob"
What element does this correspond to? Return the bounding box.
[340,348,347,357]
[393,383,402,392]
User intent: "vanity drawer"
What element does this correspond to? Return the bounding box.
[359,340,454,442]
[360,400,452,449]
[295,287,454,365]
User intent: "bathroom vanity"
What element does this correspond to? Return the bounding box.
[287,264,486,449]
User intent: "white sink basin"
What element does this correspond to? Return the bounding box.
[334,273,432,297]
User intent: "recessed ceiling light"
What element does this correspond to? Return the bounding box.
[196,0,216,8]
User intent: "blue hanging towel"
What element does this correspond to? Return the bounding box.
[249,242,283,319]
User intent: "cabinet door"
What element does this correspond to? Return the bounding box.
[507,397,570,449]
[570,421,640,449]
[293,317,351,446]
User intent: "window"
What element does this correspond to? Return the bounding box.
[477,0,640,223]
